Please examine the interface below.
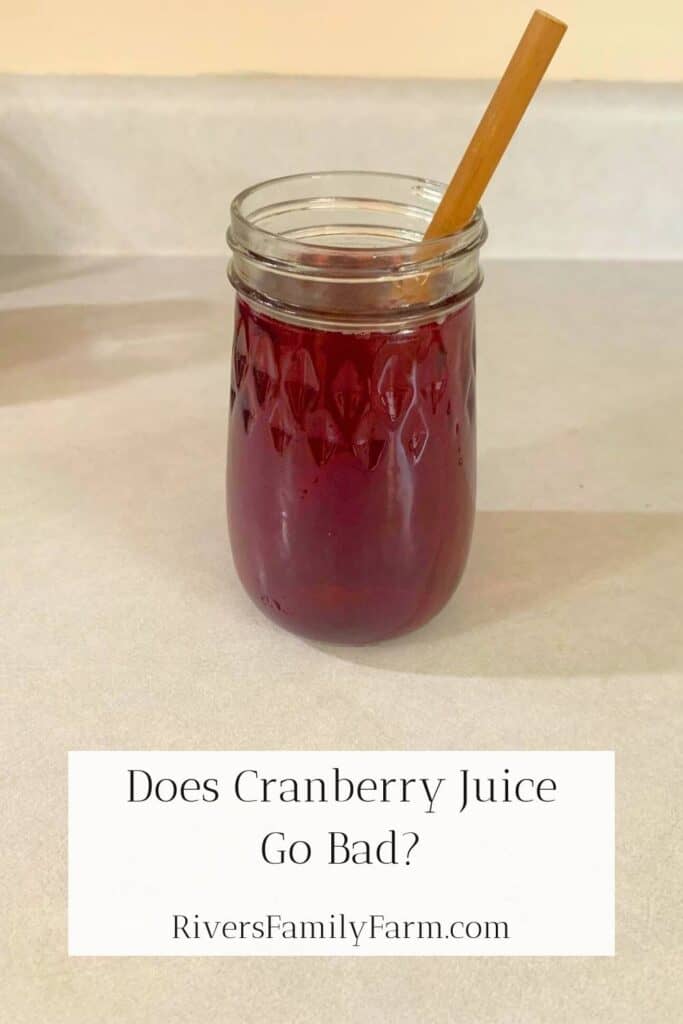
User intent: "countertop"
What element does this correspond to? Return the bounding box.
[2,255,682,1021]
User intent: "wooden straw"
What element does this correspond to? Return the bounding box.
[424,9,567,240]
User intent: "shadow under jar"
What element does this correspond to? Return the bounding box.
[227,171,487,644]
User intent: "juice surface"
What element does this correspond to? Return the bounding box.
[227,297,476,643]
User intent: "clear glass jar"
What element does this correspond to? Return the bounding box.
[226,171,487,644]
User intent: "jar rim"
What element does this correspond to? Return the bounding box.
[228,170,486,275]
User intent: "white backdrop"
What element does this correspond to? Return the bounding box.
[1,76,681,259]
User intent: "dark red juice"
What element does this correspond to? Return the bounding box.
[227,297,476,643]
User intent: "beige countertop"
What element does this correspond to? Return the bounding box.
[2,255,682,1022]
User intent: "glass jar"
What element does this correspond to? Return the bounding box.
[226,171,486,644]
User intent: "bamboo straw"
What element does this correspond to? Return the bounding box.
[424,9,567,240]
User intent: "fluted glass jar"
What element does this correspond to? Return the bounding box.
[227,172,486,644]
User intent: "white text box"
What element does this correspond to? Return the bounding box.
[68,751,614,956]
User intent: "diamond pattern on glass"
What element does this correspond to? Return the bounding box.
[402,406,429,463]
[284,348,320,422]
[332,360,366,429]
[419,340,449,414]
[229,304,475,471]
[307,409,344,466]
[269,399,296,455]
[377,354,414,423]
[233,318,248,389]
[466,335,476,423]
[242,398,254,435]
[250,327,279,407]
[352,411,389,471]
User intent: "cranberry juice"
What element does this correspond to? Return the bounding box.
[227,297,476,643]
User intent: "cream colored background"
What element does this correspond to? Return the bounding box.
[2,0,682,80]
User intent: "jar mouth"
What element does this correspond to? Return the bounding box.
[228,170,486,276]
[227,171,486,329]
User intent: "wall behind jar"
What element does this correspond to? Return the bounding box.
[1,0,682,80]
